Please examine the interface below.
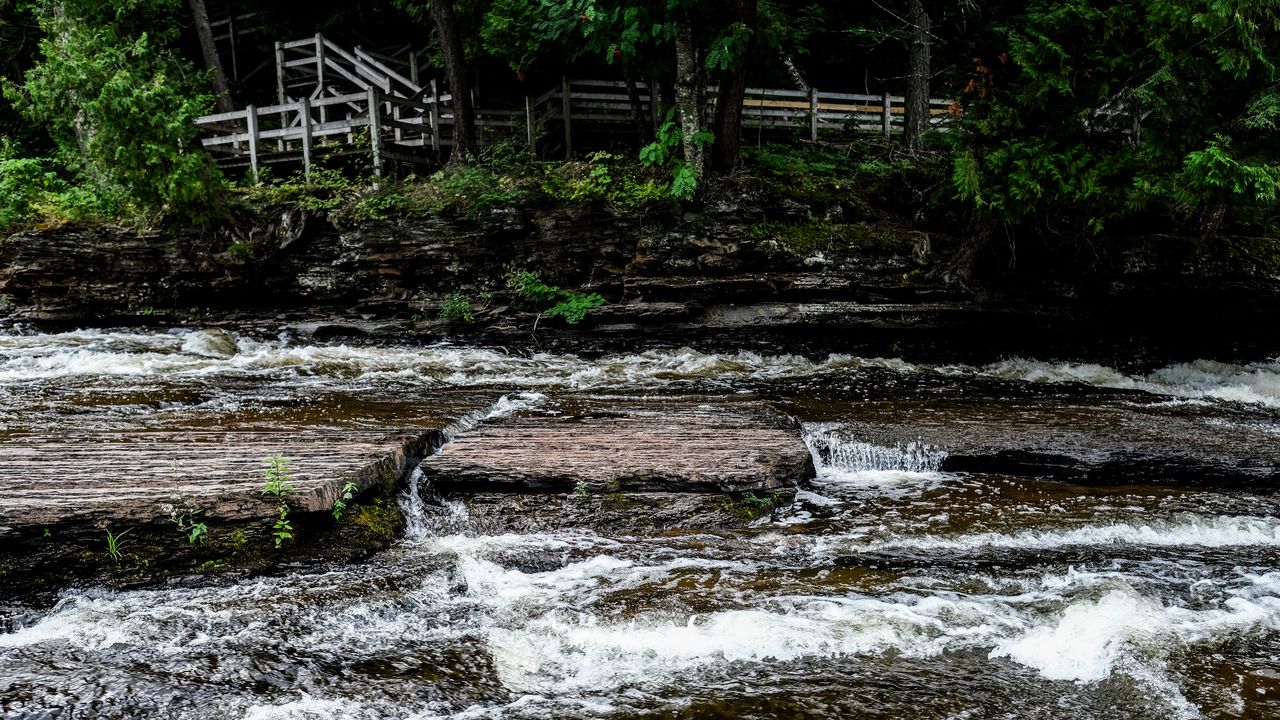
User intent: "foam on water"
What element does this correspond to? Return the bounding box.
[816,513,1280,555]
[983,357,1280,408]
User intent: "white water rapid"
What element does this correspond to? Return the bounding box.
[2,328,1279,718]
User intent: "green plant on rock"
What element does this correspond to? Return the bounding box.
[332,481,358,521]
[505,269,605,325]
[438,292,475,324]
[272,505,294,548]
[104,527,131,564]
[164,498,208,545]
[262,456,295,548]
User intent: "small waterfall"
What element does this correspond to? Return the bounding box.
[440,391,547,442]
[802,423,946,475]
[398,466,429,539]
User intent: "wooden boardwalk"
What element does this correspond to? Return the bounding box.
[196,33,956,179]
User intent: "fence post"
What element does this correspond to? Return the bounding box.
[367,87,383,177]
[246,105,260,184]
[299,98,313,179]
[649,76,662,133]
[882,93,891,139]
[525,95,535,151]
[809,87,819,142]
[275,41,286,151]
[561,76,573,160]
[429,79,440,154]
[409,51,418,87]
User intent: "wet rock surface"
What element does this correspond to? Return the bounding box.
[799,388,1280,490]
[423,401,813,529]
[4,206,1278,361]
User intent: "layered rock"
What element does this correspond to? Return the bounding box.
[421,401,816,530]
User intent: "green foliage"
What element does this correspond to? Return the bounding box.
[272,505,294,548]
[262,456,294,548]
[954,0,1280,238]
[262,457,294,499]
[640,112,710,201]
[505,269,605,324]
[546,292,605,324]
[506,269,562,306]
[7,0,227,226]
[164,499,207,545]
[541,151,671,209]
[438,292,476,324]
[104,527,131,564]
[332,481,358,521]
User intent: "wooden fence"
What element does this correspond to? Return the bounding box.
[196,34,956,180]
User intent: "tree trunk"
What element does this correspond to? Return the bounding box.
[188,0,235,113]
[903,0,931,151]
[710,0,757,170]
[430,0,477,161]
[673,11,707,187]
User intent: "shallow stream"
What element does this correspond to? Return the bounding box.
[2,328,1280,718]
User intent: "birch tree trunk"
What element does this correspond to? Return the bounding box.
[673,10,706,187]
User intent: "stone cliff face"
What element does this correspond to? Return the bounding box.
[2,201,1278,361]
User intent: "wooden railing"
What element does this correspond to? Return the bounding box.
[197,33,957,179]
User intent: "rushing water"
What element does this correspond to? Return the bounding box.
[3,328,1280,718]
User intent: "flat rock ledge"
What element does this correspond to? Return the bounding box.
[0,426,446,604]
[421,402,816,530]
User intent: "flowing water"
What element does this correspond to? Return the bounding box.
[3,328,1280,718]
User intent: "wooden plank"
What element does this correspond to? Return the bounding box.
[299,98,313,178]
[367,87,383,176]
[246,105,260,183]
[882,93,892,138]
[525,95,535,150]
[809,88,819,141]
[354,46,420,95]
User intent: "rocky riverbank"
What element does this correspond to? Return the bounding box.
[3,193,1279,363]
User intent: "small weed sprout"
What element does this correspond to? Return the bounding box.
[332,481,358,521]
[273,505,294,547]
[740,491,772,508]
[262,457,295,548]
[164,498,207,545]
[573,480,589,499]
[187,523,208,545]
[105,527,131,563]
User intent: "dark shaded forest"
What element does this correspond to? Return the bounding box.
[0,0,1277,259]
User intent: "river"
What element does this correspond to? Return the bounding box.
[2,327,1279,718]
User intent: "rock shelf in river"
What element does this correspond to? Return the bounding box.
[0,429,438,534]
[421,402,815,529]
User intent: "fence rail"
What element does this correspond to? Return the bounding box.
[197,34,956,180]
